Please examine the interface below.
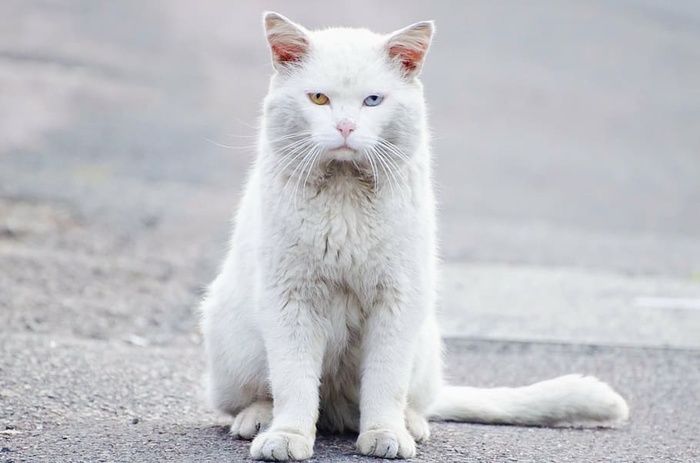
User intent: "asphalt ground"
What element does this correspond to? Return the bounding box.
[1,1,699,462]
[2,334,698,463]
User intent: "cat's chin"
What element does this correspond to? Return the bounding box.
[327,147,358,161]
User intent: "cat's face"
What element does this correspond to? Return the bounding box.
[261,13,434,167]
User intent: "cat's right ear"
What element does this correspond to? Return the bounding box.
[385,20,435,79]
[263,12,310,72]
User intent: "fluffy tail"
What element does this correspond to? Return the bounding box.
[427,374,629,428]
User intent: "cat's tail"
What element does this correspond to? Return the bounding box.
[427,374,629,428]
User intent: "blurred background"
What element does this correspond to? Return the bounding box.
[1,0,698,346]
[1,1,699,461]
[0,0,700,345]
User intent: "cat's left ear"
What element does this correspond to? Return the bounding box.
[263,12,311,72]
[385,21,435,79]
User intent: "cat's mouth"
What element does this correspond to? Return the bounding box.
[329,143,354,152]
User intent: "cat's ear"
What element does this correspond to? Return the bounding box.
[385,21,435,79]
[263,12,310,72]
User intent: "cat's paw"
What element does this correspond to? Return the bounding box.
[356,428,416,459]
[231,401,273,440]
[405,409,430,443]
[250,430,314,461]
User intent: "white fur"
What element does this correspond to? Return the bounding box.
[201,12,629,461]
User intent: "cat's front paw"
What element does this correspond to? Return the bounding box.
[356,428,416,459]
[250,430,314,461]
[231,401,273,439]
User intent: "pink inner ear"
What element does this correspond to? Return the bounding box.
[389,45,424,74]
[271,38,307,63]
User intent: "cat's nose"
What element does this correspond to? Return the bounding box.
[336,119,356,139]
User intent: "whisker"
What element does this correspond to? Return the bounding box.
[280,146,314,210]
[203,138,249,150]
[300,145,323,207]
[376,144,406,177]
[265,131,315,145]
[377,138,412,163]
[270,140,314,185]
[287,145,317,207]
[291,145,321,210]
[373,148,398,196]
[375,147,408,201]
[267,137,317,176]
[233,117,260,130]
[224,133,258,139]
[369,147,393,197]
[269,137,313,168]
[205,131,314,151]
[364,148,381,196]
[376,145,405,198]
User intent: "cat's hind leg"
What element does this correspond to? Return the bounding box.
[230,400,273,439]
[404,408,430,443]
[201,287,270,429]
[404,315,443,444]
[203,317,269,417]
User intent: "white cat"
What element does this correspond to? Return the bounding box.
[200,12,629,461]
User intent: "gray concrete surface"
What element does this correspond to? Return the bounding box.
[3,335,698,462]
[1,1,699,462]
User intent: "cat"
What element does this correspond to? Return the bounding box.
[200,12,629,461]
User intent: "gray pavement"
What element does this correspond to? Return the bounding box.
[3,335,699,462]
[1,1,699,462]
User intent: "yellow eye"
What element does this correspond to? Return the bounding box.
[308,92,329,105]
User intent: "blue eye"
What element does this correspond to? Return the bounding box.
[363,94,384,107]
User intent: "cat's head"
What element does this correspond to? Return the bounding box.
[261,12,434,167]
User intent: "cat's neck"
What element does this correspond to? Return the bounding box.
[316,159,377,196]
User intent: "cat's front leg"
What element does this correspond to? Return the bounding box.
[356,285,423,459]
[250,291,325,461]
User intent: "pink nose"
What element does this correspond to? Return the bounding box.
[337,120,356,139]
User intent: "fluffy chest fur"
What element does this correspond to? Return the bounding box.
[257,158,422,299]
